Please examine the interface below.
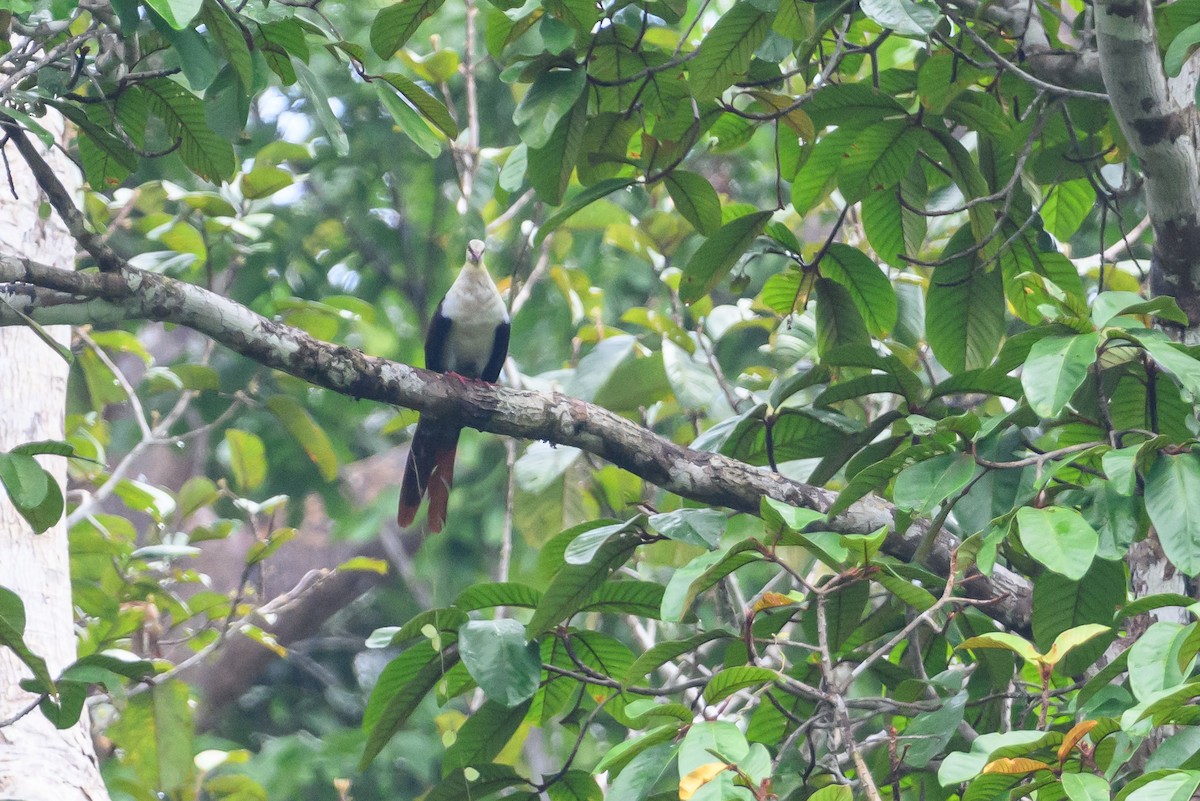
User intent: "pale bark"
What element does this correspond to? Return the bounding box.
[0,117,110,799]
[1095,0,1200,324]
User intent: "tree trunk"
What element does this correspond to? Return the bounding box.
[0,116,110,800]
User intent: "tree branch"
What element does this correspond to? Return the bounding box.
[0,256,1033,634]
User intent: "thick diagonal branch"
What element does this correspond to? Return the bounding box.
[0,257,1032,633]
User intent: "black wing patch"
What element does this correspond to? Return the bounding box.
[482,320,511,383]
[424,303,452,373]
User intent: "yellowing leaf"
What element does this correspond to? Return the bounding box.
[981,757,1053,775]
[752,591,795,613]
[1058,719,1099,763]
[679,762,729,800]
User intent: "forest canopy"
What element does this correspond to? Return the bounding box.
[1,0,1200,799]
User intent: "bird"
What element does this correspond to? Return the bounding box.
[397,239,510,533]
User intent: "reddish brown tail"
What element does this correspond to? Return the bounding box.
[397,423,461,533]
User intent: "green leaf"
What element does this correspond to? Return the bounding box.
[1041,178,1095,241]
[224,429,266,492]
[1145,452,1200,576]
[371,0,447,57]
[536,178,637,245]
[527,535,638,636]
[426,766,528,801]
[1142,338,1200,401]
[647,509,725,549]
[107,680,194,792]
[1016,506,1099,581]
[892,452,977,515]
[688,2,774,97]
[661,540,763,621]
[623,631,733,681]
[1166,21,1200,76]
[606,742,679,800]
[838,121,929,202]
[458,619,541,707]
[378,72,459,139]
[265,396,339,482]
[803,580,869,651]
[442,698,531,776]
[679,210,772,304]
[1091,292,1189,327]
[791,127,856,213]
[0,586,53,693]
[361,643,459,768]
[859,0,940,35]
[594,726,680,777]
[1032,559,1125,653]
[926,228,1005,373]
[664,170,722,235]
[582,581,664,618]
[814,276,871,353]
[455,582,543,611]
[257,19,308,85]
[134,78,236,182]
[514,68,587,149]
[819,243,898,336]
[903,691,967,768]
[240,165,293,199]
[200,0,252,89]
[0,452,63,534]
[703,666,778,703]
[377,80,443,156]
[1021,333,1100,418]
[293,60,350,157]
[1063,771,1111,801]
[527,95,587,205]
[144,0,202,28]
[679,720,748,773]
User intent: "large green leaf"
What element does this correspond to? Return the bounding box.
[819,243,898,336]
[107,680,194,793]
[892,453,977,515]
[1041,179,1095,241]
[458,619,541,707]
[293,61,351,158]
[0,586,53,693]
[679,210,772,303]
[1016,506,1098,581]
[0,451,63,534]
[361,643,460,767]
[442,698,531,775]
[664,170,722,235]
[926,228,1004,373]
[379,73,459,139]
[537,178,638,244]
[1021,333,1100,418]
[200,0,252,89]
[688,2,774,98]
[527,535,639,637]
[371,0,447,57]
[134,78,236,181]
[814,276,871,353]
[1145,452,1200,576]
[859,0,940,34]
[144,0,202,28]
[528,96,587,205]
[838,121,929,202]
[265,396,338,482]
[514,69,587,149]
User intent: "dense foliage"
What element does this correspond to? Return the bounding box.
[3,0,1200,799]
